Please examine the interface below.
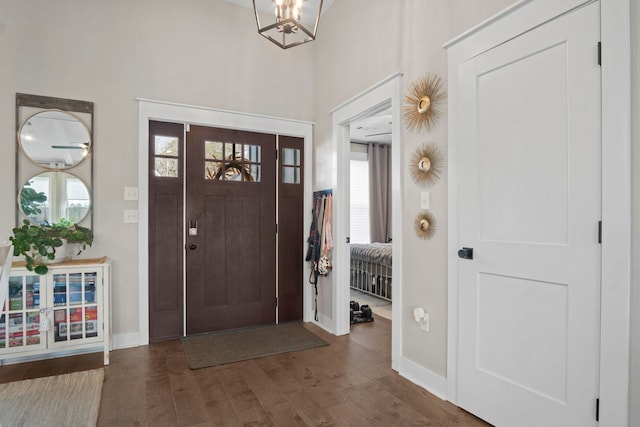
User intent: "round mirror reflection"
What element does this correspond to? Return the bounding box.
[19,171,91,226]
[19,110,91,169]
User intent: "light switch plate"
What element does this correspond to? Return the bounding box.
[124,187,139,201]
[124,209,139,223]
[420,192,430,210]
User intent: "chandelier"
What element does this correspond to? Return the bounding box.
[253,0,323,49]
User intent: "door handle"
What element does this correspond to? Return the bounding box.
[188,244,197,251]
[458,247,473,260]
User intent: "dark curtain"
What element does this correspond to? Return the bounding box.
[368,143,392,243]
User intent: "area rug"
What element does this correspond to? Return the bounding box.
[182,322,328,369]
[0,368,104,426]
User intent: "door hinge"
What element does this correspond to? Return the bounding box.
[275,148,278,160]
[275,223,278,234]
[275,297,278,308]
[598,220,602,244]
[597,42,601,66]
[596,397,600,421]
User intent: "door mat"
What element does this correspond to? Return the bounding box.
[0,368,104,426]
[182,322,328,369]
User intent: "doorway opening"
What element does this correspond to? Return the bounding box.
[348,111,393,324]
[330,73,402,370]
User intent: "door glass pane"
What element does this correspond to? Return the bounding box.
[282,166,300,184]
[205,141,223,160]
[205,161,223,180]
[282,148,300,166]
[154,158,178,178]
[154,136,178,156]
[26,311,40,345]
[224,143,242,161]
[244,144,261,163]
[249,165,261,182]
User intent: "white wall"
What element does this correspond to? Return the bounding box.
[313,0,516,378]
[0,0,314,344]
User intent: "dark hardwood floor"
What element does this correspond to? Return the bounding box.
[0,317,489,426]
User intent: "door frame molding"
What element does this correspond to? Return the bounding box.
[444,0,631,424]
[330,72,403,371]
[137,99,314,344]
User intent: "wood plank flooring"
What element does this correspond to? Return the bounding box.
[0,318,490,426]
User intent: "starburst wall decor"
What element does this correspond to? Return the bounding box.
[409,143,444,188]
[414,210,437,240]
[403,73,447,134]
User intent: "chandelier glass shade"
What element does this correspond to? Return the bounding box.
[253,0,323,49]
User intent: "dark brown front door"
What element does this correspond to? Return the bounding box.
[148,120,184,341]
[185,125,277,334]
[277,136,304,322]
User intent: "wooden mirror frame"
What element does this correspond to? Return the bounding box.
[15,93,94,228]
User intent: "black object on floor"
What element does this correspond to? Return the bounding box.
[350,301,374,324]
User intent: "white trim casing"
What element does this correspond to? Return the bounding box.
[137,99,314,345]
[330,73,403,371]
[599,0,631,425]
[444,1,631,424]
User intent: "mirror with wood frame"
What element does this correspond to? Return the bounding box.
[16,93,94,228]
[18,110,91,170]
[18,171,91,226]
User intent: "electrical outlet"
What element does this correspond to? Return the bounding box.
[420,313,430,332]
[123,209,139,223]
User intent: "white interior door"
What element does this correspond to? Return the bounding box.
[455,3,601,426]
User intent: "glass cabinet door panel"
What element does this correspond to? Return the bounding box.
[68,273,82,306]
[85,306,98,338]
[8,313,23,347]
[54,308,67,342]
[84,273,97,304]
[25,276,40,310]
[53,274,67,307]
[8,277,23,311]
[0,314,5,349]
[25,311,40,345]
[69,308,83,340]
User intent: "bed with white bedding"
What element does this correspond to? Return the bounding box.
[350,243,392,301]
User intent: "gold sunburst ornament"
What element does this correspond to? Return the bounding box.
[409,143,444,188]
[414,210,437,240]
[403,73,447,134]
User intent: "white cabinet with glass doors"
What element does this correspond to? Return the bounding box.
[0,260,110,365]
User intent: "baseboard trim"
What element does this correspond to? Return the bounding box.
[399,356,447,400]
[308,313,335,335]
[112,332,140,350]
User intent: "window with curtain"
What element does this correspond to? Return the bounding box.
[350,147,370,244]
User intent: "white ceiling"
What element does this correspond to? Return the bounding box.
[350,110,393,144]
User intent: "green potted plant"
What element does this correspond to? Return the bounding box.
[9,219,93,275]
